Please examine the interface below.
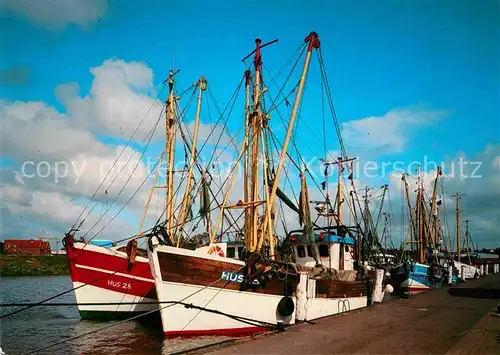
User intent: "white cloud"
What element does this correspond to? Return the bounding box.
[61,59,164,140]
[0,58,241,246]
[4,0,108,30]
[0,100,108,161]
[342,106,449,154]
[385,145,500,248]
[0,59,165,243]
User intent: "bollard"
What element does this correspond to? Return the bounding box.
[480,264,484,276]
[295,272,308,321]
[485,263,489,275]
[372,269,385,303]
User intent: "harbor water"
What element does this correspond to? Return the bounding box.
[0,276,230,355]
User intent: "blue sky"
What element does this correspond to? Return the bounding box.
[1,0,499,247]
[3,1,498,153]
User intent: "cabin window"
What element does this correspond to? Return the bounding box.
[238,247,244,257]
[227,247,235,258]
[297,245,306,258]
[319,244,329,257]
[307,245,313,257]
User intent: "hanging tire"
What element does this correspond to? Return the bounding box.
[277,296,295,317]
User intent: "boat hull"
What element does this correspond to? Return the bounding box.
[65,239,157,320]
[392,262,447,295]
[148,241,297,337]
[148,238,370,337]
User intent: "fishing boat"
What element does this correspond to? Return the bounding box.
[391,167,451,294]
[62,233,156,320]
[358,184,399,271]
[452,199,480,281]
[147,32,378,338]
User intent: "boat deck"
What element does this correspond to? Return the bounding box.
[195,274,500,354]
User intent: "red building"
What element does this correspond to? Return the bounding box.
[3,239,51,256]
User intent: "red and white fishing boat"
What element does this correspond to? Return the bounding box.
[63,233,156,320]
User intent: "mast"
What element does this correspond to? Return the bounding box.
[262,32,320,251]
[434,200,441,246]
[417,167,424,264]
[401,173,416,239]
[165,70,178,241]
[454,192,465,261]
[209,39,278,249]
[331,157,355,226]
[361,186,371,248]
[382,213,389,250]
[375,184,388,231]
[465,219,472,265]
[336,157,343,226]
[176,76,207,246]
[427,167,442,247]
[248,38,263,253]
[243,70,252,244]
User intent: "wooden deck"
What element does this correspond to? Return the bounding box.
[192,274,500,354]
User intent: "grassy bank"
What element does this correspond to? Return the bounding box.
[0,255,69,277]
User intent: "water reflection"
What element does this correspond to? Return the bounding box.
[2,276,229,355]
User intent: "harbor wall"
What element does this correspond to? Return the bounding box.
[0,255,68,277]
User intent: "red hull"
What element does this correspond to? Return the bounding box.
[64,237,157,319]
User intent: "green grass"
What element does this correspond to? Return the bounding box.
[0,255,69,277]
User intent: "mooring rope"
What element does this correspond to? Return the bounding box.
[21,266,281,355]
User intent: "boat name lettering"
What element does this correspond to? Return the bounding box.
[107,279,131,290]
[221,271,259,285]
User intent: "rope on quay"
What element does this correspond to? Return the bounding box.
[21,268,281,355]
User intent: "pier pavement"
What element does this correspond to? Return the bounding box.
[200,274,500,354]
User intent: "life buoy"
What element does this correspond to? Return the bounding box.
[207,245,225,257]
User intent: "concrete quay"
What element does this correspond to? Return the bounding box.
[199,275,500,354]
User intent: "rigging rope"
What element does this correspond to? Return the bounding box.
[76,109,165,246]
[317,49,347,160]
[71,84,168,230]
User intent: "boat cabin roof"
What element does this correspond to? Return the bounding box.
[289,232,355,245]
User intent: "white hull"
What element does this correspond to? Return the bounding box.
[454,261,479,280]
[155,281,294,336]
[148,238,369,337]
[148,241,294,336]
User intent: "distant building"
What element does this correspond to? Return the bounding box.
[51,249,67,255]
[3,239,51,256]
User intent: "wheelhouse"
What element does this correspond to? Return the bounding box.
[226,242,245,260]
[288,228,357,270]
